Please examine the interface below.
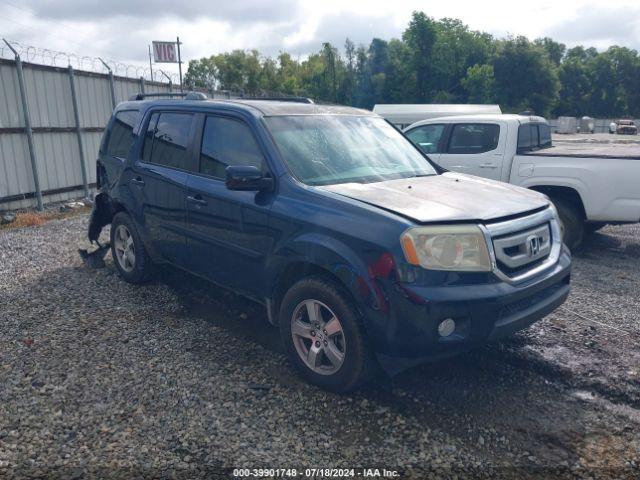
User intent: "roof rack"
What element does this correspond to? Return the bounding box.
[239,96,314,104]
[129,91,208,101]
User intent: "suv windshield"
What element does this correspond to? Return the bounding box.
[266,115,436,186]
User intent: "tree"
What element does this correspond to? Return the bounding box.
[430,18,493,102]
[461,64,495,103]
[492,36,560,115]
[555,56,590,115]
[183,11,640,118]
[535,37,566,65]
[184,57,218,89]
[403,11,437,101]
[322,42,339,103]
[343,38,356,104]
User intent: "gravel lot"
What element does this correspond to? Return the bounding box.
[1,214,639,479]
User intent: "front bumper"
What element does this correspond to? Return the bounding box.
[366,247,571,364]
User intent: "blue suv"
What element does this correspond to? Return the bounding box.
[90,94,571,392]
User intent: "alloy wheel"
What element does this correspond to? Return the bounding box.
[114,224,135,272]
[291,299,346,375]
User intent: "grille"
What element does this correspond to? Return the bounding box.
[484,208,562,283]
[493,223,552,277]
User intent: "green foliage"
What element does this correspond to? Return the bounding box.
[461,64,495,103]
[185,12,640,117]
[492,36,560,116]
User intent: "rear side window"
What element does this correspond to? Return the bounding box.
[448,124,499,154]
[518,123,551,151]
[142,112,194,169]
[517,124,534,151]
[538,124,552,148]
[106,110,138,158]
[200,116,265,179]
[405,124,445,154]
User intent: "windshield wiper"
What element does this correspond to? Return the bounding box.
[407,173,434,178]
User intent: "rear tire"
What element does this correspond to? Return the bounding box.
[110,212,154,283]
[552,197,584,249]
[279,276,374,393]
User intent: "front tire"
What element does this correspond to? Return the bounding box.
[552,197,584,249]
[110,212,153,283]
[279,276,373,392]
[585,222,606,234]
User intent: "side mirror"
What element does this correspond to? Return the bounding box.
[225,165,274,191]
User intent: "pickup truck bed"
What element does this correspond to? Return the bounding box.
[525,143,640,160]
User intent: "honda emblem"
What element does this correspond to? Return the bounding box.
[526,235,541,257]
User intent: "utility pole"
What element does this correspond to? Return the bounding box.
[176,36,183,92]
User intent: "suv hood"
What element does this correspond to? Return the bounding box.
[319,172,549,223]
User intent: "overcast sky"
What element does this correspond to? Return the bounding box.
[2,0,639,78]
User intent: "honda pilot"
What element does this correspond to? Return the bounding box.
[90,94,571,392]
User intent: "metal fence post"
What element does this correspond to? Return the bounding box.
[108,70,116,108]
[98,58,116,109]
[160,70,172,93]
[2,39,43,210]
[67,65,90,199]
[139,76,145,94]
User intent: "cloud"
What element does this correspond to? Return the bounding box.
[546,6,640,50]
[20,0,300,23]
[3,0,640,76]
[279,11,406,56]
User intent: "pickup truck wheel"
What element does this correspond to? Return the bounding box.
[279,277,373,393]
[552,198,584,249]
[110,212,153,283]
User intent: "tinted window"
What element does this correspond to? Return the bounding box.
[200,116,265,179]
[518,124,552,151]
[142,112,194,169]
[405,124,445,153]
[517,124,533,150]
[538,124,552,148]
[106,110,138,158]
[448,123,499,154]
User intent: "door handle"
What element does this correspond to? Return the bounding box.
[130,176,145,186]
[187,195,208,207]
[479,163,498,169]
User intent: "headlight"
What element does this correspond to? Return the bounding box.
[401,225,492,271]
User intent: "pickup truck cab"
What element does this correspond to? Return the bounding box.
[90,96,571,392]
[404,114,640,248]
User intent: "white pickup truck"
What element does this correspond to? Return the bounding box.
[404,114,640,248]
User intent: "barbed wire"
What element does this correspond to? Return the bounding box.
[0,40,181,83]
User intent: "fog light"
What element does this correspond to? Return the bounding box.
[438,318,456,337]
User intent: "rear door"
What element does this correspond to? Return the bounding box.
[101,109,139,185]
[436,122,505,180]
[129,110,196,266]
[184,113,275,297]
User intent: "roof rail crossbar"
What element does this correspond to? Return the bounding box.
[129,92,208,101]
[240,96,314,104]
